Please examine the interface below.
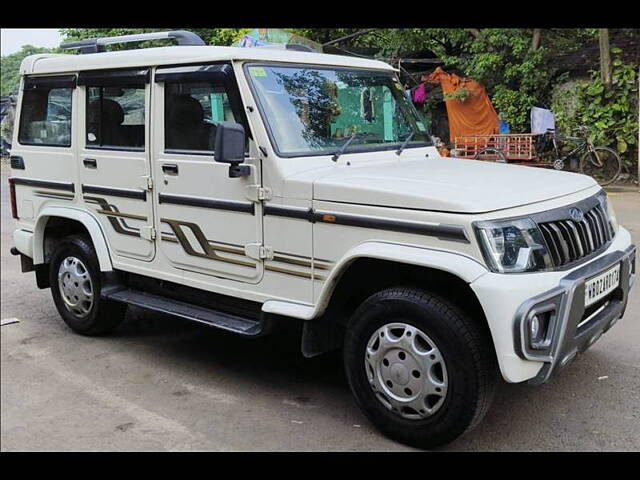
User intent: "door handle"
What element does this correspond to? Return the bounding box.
[162,164,179,175]
[83,158,97,169]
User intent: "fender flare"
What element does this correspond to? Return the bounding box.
[263,241,489,321]
[315,241,488,315]
[32,206,113,271]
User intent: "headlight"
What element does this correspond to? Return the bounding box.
[597,191,619,235]
[474,218,553,273]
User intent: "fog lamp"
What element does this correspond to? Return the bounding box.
[528,311,553,350]
[530,315,540,340]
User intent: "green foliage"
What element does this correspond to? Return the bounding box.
[296,29,598,134]
[552,51,638,173]
[1,45,52,95]
[432,29,579,132]
[443,88,473,102]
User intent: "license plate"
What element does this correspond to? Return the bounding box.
[584,263,620,307]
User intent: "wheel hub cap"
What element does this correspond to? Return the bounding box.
[58,256,93,318]
[365,323,448,420]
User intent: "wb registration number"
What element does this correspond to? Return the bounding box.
[584,263,620,307]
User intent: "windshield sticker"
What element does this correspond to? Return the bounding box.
[335,81,347,89]
[416,121,426,132]
[249,67,267,77]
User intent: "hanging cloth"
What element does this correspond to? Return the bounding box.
[422,67,499,141]
[412,83,427,104]
[530,106,555,134]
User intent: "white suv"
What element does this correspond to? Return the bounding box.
[8,31,636,448]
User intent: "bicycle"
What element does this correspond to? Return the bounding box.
[539,127,622,186]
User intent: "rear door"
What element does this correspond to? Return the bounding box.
[77,69,155,262]
[152,64,263,283]
[10,75,77,225]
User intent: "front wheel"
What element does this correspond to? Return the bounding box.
[580,146,621,186]
[344,287,498,449]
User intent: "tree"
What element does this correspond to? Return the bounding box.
[1,45,52,95]
[295,29,596,133]
[599,28,612,90]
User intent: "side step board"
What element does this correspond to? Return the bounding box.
[102,287,269,337]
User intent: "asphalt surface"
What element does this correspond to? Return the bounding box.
[1,162,639,451]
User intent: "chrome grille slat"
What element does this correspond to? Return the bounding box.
[581,219,595,252]
[547,223,569,264]
[538,202,613,268]
[586,212,601,248]
[565,221,584,257]
[557,222,577,261]
[540,224,561,266]
[593,206,610,241]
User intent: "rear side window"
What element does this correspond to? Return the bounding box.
[18,87,72,147]
[86,85,145,149]
[165,82,238,152]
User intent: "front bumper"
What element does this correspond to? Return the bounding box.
[514,244,636,385]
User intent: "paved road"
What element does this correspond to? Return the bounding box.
[1,163,639,451]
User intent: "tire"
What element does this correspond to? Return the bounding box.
[580,146,621,186]
[344,287,498,449]
[49,234,125,335]
[474,147,507,163]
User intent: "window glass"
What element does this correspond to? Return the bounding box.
[165,82,237,152]
[86,85,145,149]
[247,65,432,157]
[18,87,72,146]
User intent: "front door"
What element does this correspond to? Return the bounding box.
[77,68,155,262]
[152,64,263,283]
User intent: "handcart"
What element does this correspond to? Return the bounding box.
[451,134,543,165]
[449,131,622,185]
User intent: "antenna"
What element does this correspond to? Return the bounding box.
[60,30,206,54]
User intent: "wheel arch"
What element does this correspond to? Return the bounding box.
[33,207,113,272]
[300,242,493,358]
[315,242,488,317]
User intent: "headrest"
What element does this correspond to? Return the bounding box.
[168,95,204,125]
[88,98,125,126]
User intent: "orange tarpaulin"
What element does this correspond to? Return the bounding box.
[422,67,499,141]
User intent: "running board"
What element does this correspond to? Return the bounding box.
[102,287,269,337]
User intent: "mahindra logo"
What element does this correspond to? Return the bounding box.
[570,208,584,222]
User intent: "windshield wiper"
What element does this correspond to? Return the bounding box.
[395,131,415,156]
[332,133,357,162]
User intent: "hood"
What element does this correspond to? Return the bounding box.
[312,156,598,213]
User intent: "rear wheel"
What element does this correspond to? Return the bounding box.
[49,234,126,335]
[344,287,497,449]
[580,146,621,186]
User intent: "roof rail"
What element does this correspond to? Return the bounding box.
[60,30,206,54]
[254,43,318,53]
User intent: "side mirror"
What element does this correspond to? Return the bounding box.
[214,122,249,178]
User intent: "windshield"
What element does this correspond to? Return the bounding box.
[246,64,432,157]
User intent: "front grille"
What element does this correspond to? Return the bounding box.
[538,203,613,267]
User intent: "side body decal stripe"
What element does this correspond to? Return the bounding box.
[159,193,255,215]
[263,205,469,243]
[11,178,75,192]
[82,185,147,201]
